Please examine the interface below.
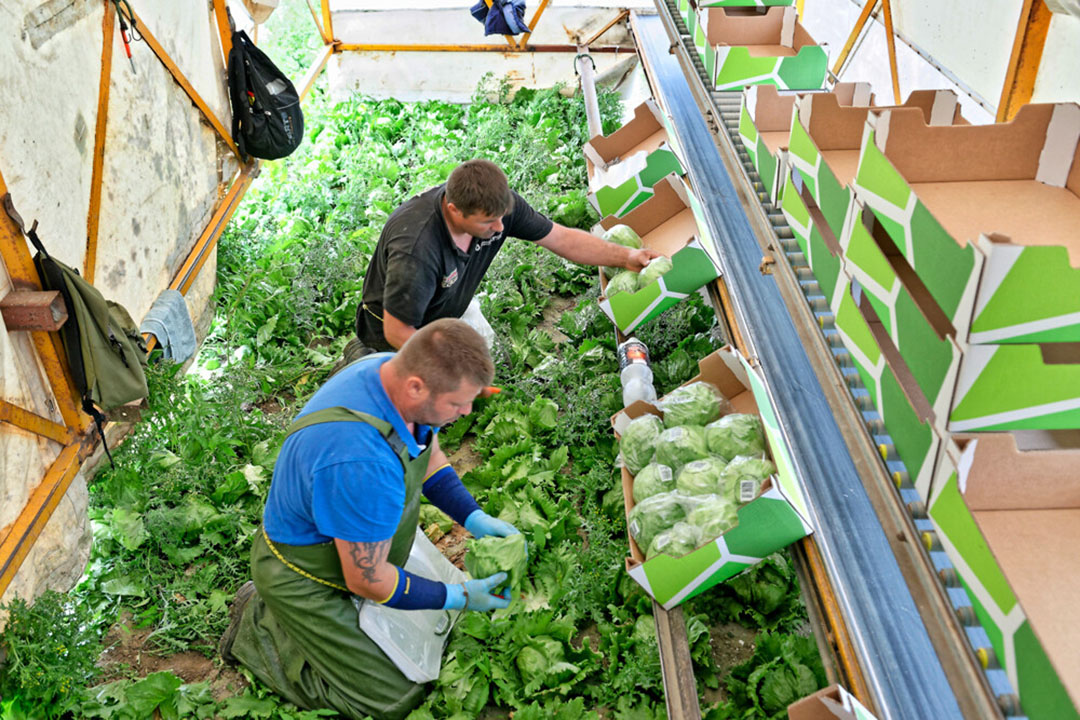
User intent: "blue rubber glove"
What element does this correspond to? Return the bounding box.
[443,573,511,612]
[464,509,520,539]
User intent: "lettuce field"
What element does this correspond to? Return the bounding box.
[0,8,824,719]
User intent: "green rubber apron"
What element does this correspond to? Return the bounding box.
[231,407,433,720]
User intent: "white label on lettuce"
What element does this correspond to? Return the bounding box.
[629,519,641,539]
[658,465,673,483]
[740,479,757,503]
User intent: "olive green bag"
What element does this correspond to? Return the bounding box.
[4,195,148,456]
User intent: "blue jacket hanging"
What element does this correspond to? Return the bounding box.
[469,0,528,36]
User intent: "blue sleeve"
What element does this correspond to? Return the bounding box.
[423,464,481,526]
[310,460,405,542]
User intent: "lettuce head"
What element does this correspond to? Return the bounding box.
[661,381,725,428]
[606,270,639,297]
[653,425,709,471]
[646,522,702,560]
[632,462,675,503]
[637,255,673,288]
[686,494,739,540]
[719,455,777,505]
[675,457,728,496]
[620,414,664,475]
[627,491,686,552]
[705,413,766,459]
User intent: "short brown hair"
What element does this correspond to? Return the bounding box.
[446,159,513,217]
[396,318,494,394]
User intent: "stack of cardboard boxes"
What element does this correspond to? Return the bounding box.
[739,78,1080,719]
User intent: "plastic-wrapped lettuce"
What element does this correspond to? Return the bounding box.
[638,255,674,288]
[464,533,529,597]
[675,457,728,496]
[653,425,709,472]
[627,492,686,552]
[606,270,639,297]
[604,224,643,249]
[686,494,739,540]
[646,521,703,560]
[601,225,642,280]
[705,413,766,459]
[632,462,675,503]
[620,414,664,475]
[718,455,777,505]
[660,381,728,428]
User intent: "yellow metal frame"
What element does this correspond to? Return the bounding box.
[831,0,901,105]
[997,0,1051,121]
[0,0,338,598]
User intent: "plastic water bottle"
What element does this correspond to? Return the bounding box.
[618,338,657,407]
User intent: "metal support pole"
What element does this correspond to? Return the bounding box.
[576,47,603,140]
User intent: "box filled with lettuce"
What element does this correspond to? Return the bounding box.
[610,347,813,609]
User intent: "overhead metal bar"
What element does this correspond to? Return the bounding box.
[335,43,628,53]
[831,0,879,78]
[881,0,901,104]
[634,10,967,719]
[516,0,552,50]
[583,9,630,47]
[997,0,1052,121]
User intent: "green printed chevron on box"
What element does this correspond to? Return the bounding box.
[779,176,842,304]
[632,488,810,608]
[1015,622,1080,720]
[592,148,685,218]
[844,214,961,425]
[928,470,1017,613]
[831,275,940,497]
[949,345,1080,432]
[738,104,760,169]
[971,244,1080,344]
[784,112,852,237]
[714,47,828,91]
[702,0,794,6]
[928,462,1080,720]
[853,133,980,326]
[598,238,721,333]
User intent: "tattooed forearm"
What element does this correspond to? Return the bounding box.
[347,540,389,584]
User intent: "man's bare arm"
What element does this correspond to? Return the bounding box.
[334,537,399,600]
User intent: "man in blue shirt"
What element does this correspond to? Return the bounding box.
[221,319,519,719]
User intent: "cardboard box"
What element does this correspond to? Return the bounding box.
[739,83,873,204]
[610,347,813,610]
[852,102,1080,346]
[778,161,845,306]
[597,175,722,334]
[786,89,964,240]
[927,431,1080,720]
[788,684,880,720]
[698,7,827,91]
[840,202,962,435]
[584,99,686,218]
[830,272,943,499]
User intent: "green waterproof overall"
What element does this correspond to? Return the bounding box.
[231,407,434,720]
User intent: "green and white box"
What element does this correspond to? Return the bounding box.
[852,102,1080,346]
[789,684,881,720]
[927,432,1080,720]
[740,83,872,205]
[584,99,686,218]
[778,171,845,306]
[786,89,962,240]
[841,202,962,435]
[598,175,721,333]
[830,272,942,498]
[698,7,827,91]
[611,348,813,610]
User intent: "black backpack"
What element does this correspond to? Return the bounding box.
[227,30,303,160]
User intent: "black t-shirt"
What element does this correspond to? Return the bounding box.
[355,184,554,350]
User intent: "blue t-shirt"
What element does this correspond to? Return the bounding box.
[263,354,436,545]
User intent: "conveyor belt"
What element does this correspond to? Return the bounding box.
[631,11,972,720]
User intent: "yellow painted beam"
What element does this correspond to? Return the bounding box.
[997,0,1052,121]
[831,0,878,77]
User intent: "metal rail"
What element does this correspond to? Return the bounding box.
[631,8,988,719]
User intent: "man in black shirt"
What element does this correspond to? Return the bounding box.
[354,159,660,353]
